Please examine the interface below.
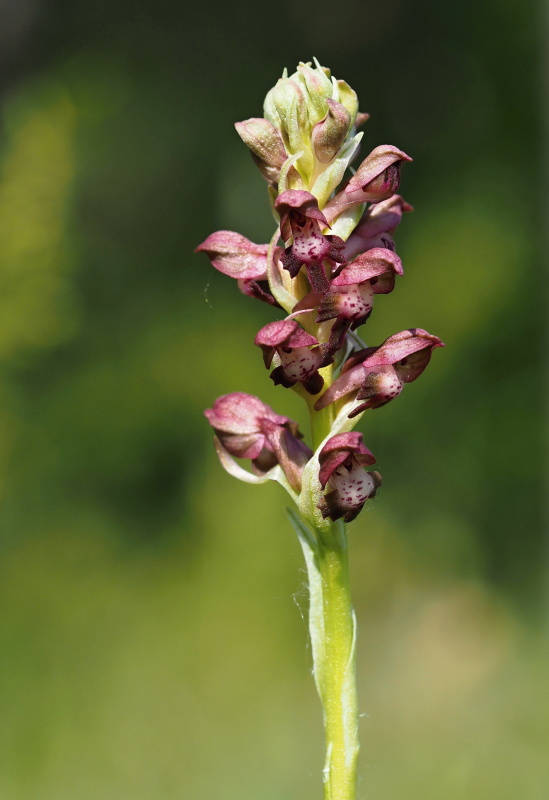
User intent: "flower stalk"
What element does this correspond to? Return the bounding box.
[198,59,444,799]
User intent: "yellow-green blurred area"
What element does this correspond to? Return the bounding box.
[0,0,545,798]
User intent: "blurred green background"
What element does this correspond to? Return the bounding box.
[0,0,546,798]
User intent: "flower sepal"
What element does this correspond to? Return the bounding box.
[196,230,281,306]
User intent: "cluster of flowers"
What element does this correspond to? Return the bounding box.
[199,61,443,524]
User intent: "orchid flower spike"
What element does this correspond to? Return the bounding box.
[199,60,445,800]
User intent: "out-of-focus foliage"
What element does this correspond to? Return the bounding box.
[0,0,544,797]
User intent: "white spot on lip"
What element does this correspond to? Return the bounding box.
[330,463,377,511]
[279,347,320,381]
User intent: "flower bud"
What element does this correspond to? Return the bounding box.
[235,118,288,184]
[264,76,313,181]
[296,60,333,125]
[271,78,309,144]
[312,99,351,164]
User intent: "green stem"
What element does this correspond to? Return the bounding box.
[290,512,359,800]
[309,363,335,450]
[316,524,359,800]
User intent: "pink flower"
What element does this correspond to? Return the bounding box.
[343,195,413,261]
[275,190,345,294]
[317,432,382,522]
[323,146,412,224]
[254,319,326,395]
[204,392,312,492]
[293,248,403,357]
[315,329,445,417]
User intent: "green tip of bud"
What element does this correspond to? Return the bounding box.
[335,80,359,126]
[296,60,333,126]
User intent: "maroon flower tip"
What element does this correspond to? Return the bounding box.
[275,190,329,240]
[274,189,323,213]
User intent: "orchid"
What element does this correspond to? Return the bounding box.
[204,392,311,494]
[197,60,444,800]
[275,189,346,294]
[254,319,326,394]
[316,328,445,417]
[317,432,382,522]
[343,194,413,260]
[313,247,404,356]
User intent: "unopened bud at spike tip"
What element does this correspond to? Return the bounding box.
[235,118,288,184]
[312,99,351,164]
[296,60,333,126]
